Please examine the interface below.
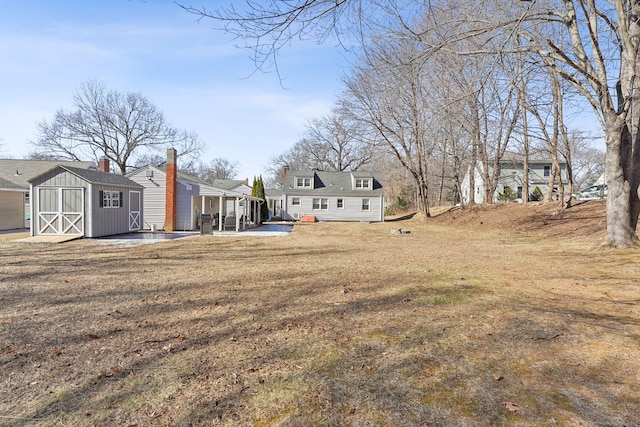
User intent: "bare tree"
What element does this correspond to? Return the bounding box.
[31,80,204,174]
[301,110,376,171]
[420,0,640,245]
[182,0,639,246]
[344,36,435,218]
[196,158,239,182]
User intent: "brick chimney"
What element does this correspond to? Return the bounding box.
[165,148,177,231]
[98,157,110,173]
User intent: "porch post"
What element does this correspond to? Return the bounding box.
[218,195,224,231]
[251,200,260,225]
[242,197,247,230]
[235,197,240,231]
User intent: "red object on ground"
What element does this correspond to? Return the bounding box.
[301,215,317,223]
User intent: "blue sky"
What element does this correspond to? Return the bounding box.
[0,1,348,179]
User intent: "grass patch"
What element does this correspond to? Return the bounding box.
[1,211,639,425]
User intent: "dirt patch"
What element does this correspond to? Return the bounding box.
[429,200,608,240]
[1,204,639,426]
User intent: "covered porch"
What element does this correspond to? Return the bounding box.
[191,191,263,232]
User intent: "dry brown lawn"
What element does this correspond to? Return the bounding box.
[1,200,639,426]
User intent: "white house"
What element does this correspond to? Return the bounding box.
[126,149,263,232]
[461,159,569,204]
[280,170,384,222]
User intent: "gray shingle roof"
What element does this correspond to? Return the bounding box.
[212,179,249,191]
[61,166,144,188]
[0,176,23,190]
[283,170,384,195]
[28,165,143,188]
[0,159,94,189]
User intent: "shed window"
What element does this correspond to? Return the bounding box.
[362,198,370,211]
[100,190,122,208]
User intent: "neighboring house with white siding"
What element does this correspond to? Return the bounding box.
[461,159,569,204]
[0,159,94,231]
[280,170,384,222]
[126,149,263,232]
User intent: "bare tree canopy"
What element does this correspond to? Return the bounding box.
[183,0,640,248]
[31,80,204,174]
[193,158,240,182]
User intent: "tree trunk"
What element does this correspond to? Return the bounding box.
[604,123,637,247]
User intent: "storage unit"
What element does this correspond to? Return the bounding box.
[29,165,144,238]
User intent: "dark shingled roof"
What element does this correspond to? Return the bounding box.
[29,165,143,188]
[283,170,384,195]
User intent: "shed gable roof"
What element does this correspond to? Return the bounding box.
[29,165,144,188]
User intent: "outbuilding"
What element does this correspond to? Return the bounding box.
[29,165,144,238]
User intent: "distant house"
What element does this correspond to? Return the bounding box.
[212,179,252,195]
[461,159,569,204]
[0,159,94,231]
[280,170,384,222]
[29,163,144,238]
[126,149,263,232]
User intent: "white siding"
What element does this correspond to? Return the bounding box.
[283,194,383,222]
[127,167,166,230]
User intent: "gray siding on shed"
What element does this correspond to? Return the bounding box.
[30,167,143,238]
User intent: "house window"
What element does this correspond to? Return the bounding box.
[101,190,121,208]
[296,177,312,188]
[362,198,370,211]
[337,198,344,209]
[355,178,370,189]
[312,198,328,210]
[544,165,551,177]
[291,197,301,206]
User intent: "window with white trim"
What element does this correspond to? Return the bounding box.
[101,190,121,208]
[312,198,328,210]
[296,177,312,188]
[362,198,370,211]
[336,198,344,209]
[291,197,301,206]
[355,178,371,189]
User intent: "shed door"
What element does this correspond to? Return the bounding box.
[38,188,84,235]
[129,191,141,231]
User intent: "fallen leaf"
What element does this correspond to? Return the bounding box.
[502,401,520,412]
[493,373,504,381]
[88,334,100,340]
